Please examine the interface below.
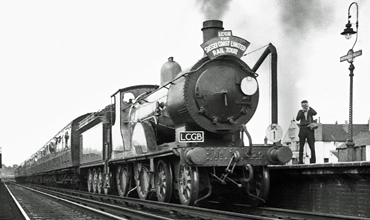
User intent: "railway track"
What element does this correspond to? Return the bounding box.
[9,183,370,220]
[5,182,111,220]
[9,183,277,220]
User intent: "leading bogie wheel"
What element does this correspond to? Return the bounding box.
[178,165,199,206]
[155,160,173,202]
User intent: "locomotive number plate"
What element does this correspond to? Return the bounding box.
[179,131,204,143]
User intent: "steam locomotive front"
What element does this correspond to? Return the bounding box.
[167,20,258,134]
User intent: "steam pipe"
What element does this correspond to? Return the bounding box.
[252,43,278,124]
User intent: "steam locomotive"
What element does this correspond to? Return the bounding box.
[15,20,292,207]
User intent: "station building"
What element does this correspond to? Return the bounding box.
[284,118,370,164]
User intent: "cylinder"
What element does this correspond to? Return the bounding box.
[186,147,207,165]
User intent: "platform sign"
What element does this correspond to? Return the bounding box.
[201,30,250,60]
[340,49,362,63]
[179,131,204,143]
[265,124,283,143]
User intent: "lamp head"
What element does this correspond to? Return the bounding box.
[341,21,357,39]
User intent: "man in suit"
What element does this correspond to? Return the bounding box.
[296,100,317,164]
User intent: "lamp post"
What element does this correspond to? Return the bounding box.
[339,2,362,161]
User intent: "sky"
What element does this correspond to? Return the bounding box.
[1,0,369,166]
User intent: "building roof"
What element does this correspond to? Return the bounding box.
[353,131,370,146]
[318,124,369,142]
[321,124,347,142]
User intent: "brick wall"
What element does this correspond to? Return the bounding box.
[267,165,370,218]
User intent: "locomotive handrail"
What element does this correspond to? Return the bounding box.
[127,55,252,109]
[139,115,157,125]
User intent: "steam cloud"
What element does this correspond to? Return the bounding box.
[278,1,333,39]
[276,1,334,126]
[196,0,232,20]
[194,0,336,139]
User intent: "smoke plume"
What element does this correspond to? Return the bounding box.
[196,0,232,20]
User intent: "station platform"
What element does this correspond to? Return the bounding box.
[267,161,370,218]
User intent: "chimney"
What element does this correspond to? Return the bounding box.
[343,120,349,133]
[201,20,224,43]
